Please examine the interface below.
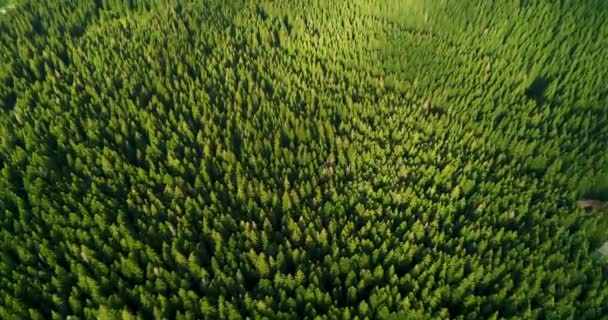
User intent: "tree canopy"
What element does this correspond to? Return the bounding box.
[1,0,608,319]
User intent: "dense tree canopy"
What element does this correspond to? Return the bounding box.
[1,0,608,319]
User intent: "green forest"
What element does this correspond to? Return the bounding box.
[1,0,608,319]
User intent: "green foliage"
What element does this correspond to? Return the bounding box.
[580,174,608,201]
[0,0,607,319]
[527,155,548,175]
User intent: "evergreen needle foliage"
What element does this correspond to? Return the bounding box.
[1,0,607,319]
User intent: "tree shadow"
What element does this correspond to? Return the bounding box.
[2,90,16,111]
[525,77,550,105]
[256,4,267,21]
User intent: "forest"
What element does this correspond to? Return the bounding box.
[1,0,608,319]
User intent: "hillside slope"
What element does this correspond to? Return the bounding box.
[0,0,607,319]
